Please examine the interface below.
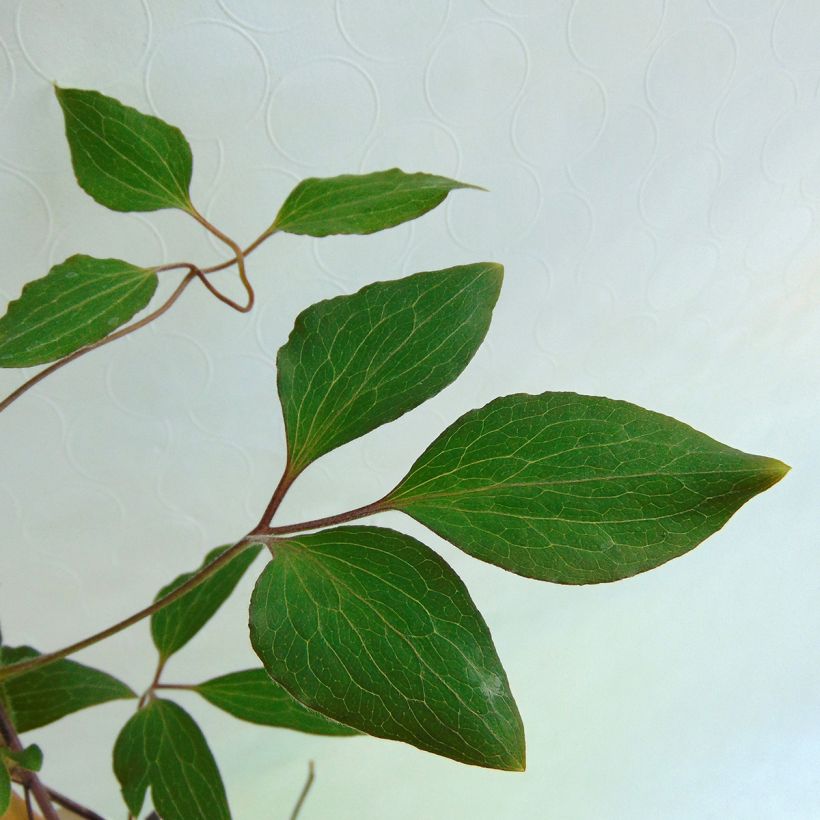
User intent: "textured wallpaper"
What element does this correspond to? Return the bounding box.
[0,1,817,817]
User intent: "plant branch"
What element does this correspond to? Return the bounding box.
[42,786,105,820]
[0,702,58,820]
[256,467,298,530]
[262,498,389,537]
[0,536,263,683]
[289,761,315,820]
[154,682,195,692]
[0,271,196,415]
[187,206,254,312]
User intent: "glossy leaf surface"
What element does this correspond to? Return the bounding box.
[273,168,480,236]
[249,526,525,770]
[278,263,502,474]
[0,646,135,732]
[56,86,193,212]
[151,544,262,661]
[0,255,158,367]
[387,392,789,584]
[113,699,229,819]
[196,669,358,736]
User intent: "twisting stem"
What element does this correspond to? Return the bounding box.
[289,761,315,820]
[263,498,388,537]
[0,702,58,820]
[187,206,254,312]
[0,271,196,415]
[42,786,106,820]
[0,536,263,684]
[201,228,276,275]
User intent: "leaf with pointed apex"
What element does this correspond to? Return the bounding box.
[0,646,135,732]
[385,392,789,584]
[278,263,502,475]
[272,168,481,236]
[56,86,193,212]
[113,698,229,820]
[0,255,158,368]
[249,526,525,771]
[0,764,9,816]
[151,544,262,662]
[196,669,358,736]
[3,744,43,773]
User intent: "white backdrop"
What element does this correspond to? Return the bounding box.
[0,1,818,818]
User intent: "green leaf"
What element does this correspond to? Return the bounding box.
[151,544,262,661]
[385,392,790,584]
[249,526,525,771]
[0,645,135,732]
[113,698,229,820]
[277,263,502,475]
[3,744,43,773]
[56,86,193,212]
[272,168,481,236]
[196,669,358,736]
[0,255,158,368]
[0,764,9,816]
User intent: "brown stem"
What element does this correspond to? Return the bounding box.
[0,536,263,684]
[43,786,105,820]
[154,682,195,692]
[263,498,388,537]
[289,761,315,820]
[255,467,298,531]
[0,271,196,415]
[0,702,58,820]
[187,206,254,312]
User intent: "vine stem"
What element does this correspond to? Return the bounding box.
[0,271,196,415]
[0,496,385,684]
[42,786,106,820]
[0,701,59,820]
[289,761,315,820]
[0,536,263,684]
[187,205,254,312]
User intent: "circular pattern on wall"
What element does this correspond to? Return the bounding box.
[363,120,461,177]
[147,20,268,139]
[569,0,665,70]
[773,0,820,68]
[16,0,150,85]
[425,20,528,125]
[0,169,51,259]
[217,0,315,33]
[337,0,450,62]
[268,58,378,166]
[0,38,13,115]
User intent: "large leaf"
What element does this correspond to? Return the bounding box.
[151,544,262,661]
[0,645,135,732]
[0,255,158,367]
[196,669,358,736]
[113,698,229,819]
[277,263,502,475]
[249,526,525,770]
[272,168,480,236]
[56,86,193,212]
[385,392,789,584]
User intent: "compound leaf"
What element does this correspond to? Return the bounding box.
[113,698,229,820]
[56,86,193,212]
[249,526,525,771]
[0,645,135,732]
[385,392,789,584]
[151,544,263,662]
[277,263,502,475]
[0,255,158,368]
[272,168,481,236]
[196,669,358,736]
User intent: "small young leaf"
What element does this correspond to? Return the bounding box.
[151,544,262,661]
[385,392,790,584]
[272,168,481,236]
[113,699,230,820]
[56,86,193,212]
[277,263,502,475]
[196,669,358,736]
[249,526,525,771]
[0,255,158,368]
[4,744,43,773]
[0,764,10,816]
[0,645,135,732]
